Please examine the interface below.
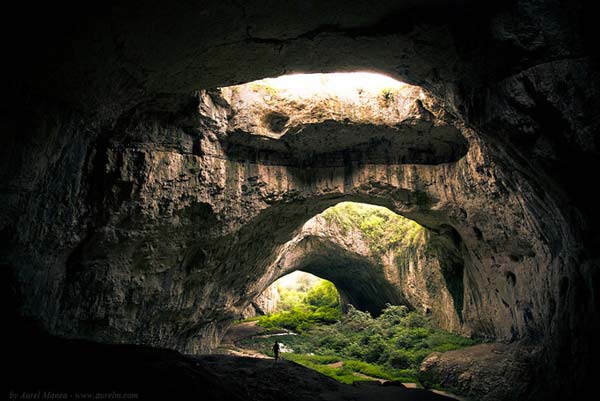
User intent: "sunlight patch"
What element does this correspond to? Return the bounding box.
[215,72,428,139]
[274,271,322,291]
[252,72,408,99]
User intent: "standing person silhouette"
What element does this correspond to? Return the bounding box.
[272,341,280,362]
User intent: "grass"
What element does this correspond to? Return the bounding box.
[282,354,417,384]
[283,354,369,384]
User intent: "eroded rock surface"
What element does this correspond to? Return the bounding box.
[243,285,280,318]
[419,343,543,401]
[213,79,468,166]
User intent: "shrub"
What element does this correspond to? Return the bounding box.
[306,281,340,309]
[345,342,365,359]
[403,312,427,328]
[388,350,412,369]
[321,202,425,255]
[364,339,387,364]
[342,305,374,331]
[379,304,409,327]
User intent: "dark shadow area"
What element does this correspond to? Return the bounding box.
[7,307,458,401]
[432,226,466,323]
[6,266,235,400]
[221,120,468,167]
[292,237,410,316]
[11,1,599,400]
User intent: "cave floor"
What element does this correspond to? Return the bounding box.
[215,321,466,401]
[192,354,461,401]
[218,320,273,358]
[9,320,460,401]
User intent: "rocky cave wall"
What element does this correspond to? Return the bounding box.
[6,1,600,400]
[242,284,280,318]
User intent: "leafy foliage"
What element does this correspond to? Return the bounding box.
[242,304,479,384]
[321,202,424,254]
[256,280,342,332]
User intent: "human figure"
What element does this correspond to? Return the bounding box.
[272,341,280,362]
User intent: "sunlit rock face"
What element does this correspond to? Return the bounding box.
[7,1,600,400]
[242,283,280,318]
[221,73,417,134]
[208,74,468,166]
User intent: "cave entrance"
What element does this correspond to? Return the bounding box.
[205,71,469,166]
[244,270,343,326]
[251,201,465,327]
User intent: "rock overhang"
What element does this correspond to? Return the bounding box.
[201,72,469,167]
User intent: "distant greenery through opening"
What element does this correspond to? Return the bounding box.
[256,271,342,332]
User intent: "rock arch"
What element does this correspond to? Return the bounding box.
[246,205,465,331]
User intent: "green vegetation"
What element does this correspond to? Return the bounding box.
[321,202,424,255]
[379,87,397,107]
[257,279,342,332]
[242,304,478,384]
[283,354,416,384]
[250,82,278,97]
[284,354,368,384]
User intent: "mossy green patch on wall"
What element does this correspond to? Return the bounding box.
[321,202,425,255]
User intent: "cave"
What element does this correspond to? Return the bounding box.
[6,1,600,400]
